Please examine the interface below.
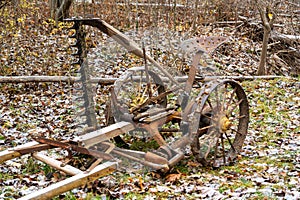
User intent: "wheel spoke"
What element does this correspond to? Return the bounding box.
[202,114,216,122]
[224,131,236,153]
[230,127,245,136]
[224,87,237,111]
[198,124,214,132]
[221,134,226,164]
[206,98,214,110]
[213,136,220,166]
[215,87,220,111]
[227,98,243,117]
[228,115,246,125]
[221,84,228,112]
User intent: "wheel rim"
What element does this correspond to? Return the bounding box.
[191,80,249,167]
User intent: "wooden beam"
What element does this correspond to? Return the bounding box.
[78,121,135,148]
[32,152,83,176]
[0,141,39,163]
[0,150,21,164]
[18,161,118,200]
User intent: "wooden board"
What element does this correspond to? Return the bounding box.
[32,152,83,176]
[78,121,135,148]
[18,161,118,200]
[0,141,39,163]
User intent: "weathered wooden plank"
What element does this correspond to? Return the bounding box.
[0,150,21,164]
[0,141,39,163]
[78,121,135,148]
[18,161,118,200]
[32,152,83,176]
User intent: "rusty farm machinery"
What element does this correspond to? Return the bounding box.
[0,18,249,199]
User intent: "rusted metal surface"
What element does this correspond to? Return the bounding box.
[190,80,249,167]
[34,137,114,161]
[69,19,97,133]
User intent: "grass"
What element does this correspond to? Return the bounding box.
[0,77,299,199]
[111,77,299,198]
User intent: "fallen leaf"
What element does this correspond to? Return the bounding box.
[165,173,181,183]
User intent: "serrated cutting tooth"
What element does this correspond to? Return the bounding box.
[70,40,81,47]
[74,87,84,91]
[71,58,82,65]
[68,20,97,131]
[76,123,87,129]
[74,96,84,101]
[71,49,82,56]
[69,33,77,38]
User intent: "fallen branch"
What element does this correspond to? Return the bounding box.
[0,75,288,84]
[200,75,287,81]
[271,32,300,45]
[213,20,244,26]
[0,76,116,85]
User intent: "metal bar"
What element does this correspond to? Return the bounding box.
[0,141,53,164]
[34,137,113,161]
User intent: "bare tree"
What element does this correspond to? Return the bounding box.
[49,0,73,22]
[0,0,9,9]
[255,0,278,75]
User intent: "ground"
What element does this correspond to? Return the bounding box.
[0,1,299,199]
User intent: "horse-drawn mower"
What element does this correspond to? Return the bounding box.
[0,18,249,199]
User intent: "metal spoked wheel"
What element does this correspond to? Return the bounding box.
[112,67,167,119]
[191,80,249,167]
[109,67,167,150]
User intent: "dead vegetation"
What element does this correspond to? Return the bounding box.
[0,0,299,199]
[0,0,299,77]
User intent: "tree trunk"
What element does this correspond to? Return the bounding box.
[258,25,271,75]
[49,0,57,19]
[49,0,73,22]
[55,0,73,22]
[256,0,276,76]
